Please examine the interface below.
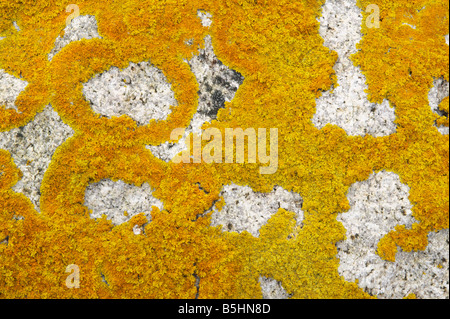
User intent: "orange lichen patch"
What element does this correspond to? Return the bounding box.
[377,224,429,262]
[40,134,167,219]
[0,0,448,298]
[0,150,21,191]
[0,151,50,297]
[436,96,449,127]
[0,1,68,131]
[0,73,50,132]
[215,196,225,211]
[354,0,449,260]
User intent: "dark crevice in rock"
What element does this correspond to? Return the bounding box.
[100,272,109,286]
[193,264,201,299]
[1,236,9,245]
[195,182,209,194]
[191,198,219,222]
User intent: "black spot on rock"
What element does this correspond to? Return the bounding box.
[435,107,448,118]
[204,83,213,93]
[209,90,226,118]
[199,90,226,119]
[231,70,245,85]
[212,90,225,107]
[214,75,234,90]
[214,76,225,86]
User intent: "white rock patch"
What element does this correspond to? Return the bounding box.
[337,170,449,299]
[147,112,211,163]
[48,15,102,61]
[12,21,20,32]
[0,70,28,112]
[197,10,213,27]
[0,105,74,211]
[85,179,164,226]
[428,77,449,135]
[210,184,303,238]
[313,0,396,137]
[259,276,291,299]
[83,62,177,126]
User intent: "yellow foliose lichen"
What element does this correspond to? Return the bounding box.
[0,0,448,299]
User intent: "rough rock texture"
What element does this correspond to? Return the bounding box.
[259,276,291,299]
[313,0,397,137]
[186,34,244,121]
[197,10,213,28]
[428,77,449,135]
[210,184,304,238]
[84,179,164,226]
[0,69,28,111]
[337,171,449,299]
[210,182,303,298]
[0,105,74,211]
[48,15,102,61]
[83,62,177,126]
